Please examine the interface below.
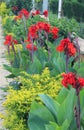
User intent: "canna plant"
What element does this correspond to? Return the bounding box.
[28,88,76,130]
[56,38,77,73]
[28,72,84,130]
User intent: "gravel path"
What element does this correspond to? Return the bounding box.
[0,17,11,130]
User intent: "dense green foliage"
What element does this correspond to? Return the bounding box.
[0,2,84,130]
[5,0,32,13]
[2,68,62,130]
[28,88,84,130]
[49,0,84,22]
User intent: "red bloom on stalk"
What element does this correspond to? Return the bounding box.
[78,77,84,89]
[4,35,18,46]
[13,39,18,44]
[32,10,40,16]
[26,43,37,51]
[43,10,48,17]
[4,35,12,45]
[62,72,84,90]
[19,8,29,18]
[28,24,38,39]
[36,10,40,15]
[37,22,51,33]
[43,23,51,33]
[56,38,76,56]
[51,27,59,39]
[37,22,45,30]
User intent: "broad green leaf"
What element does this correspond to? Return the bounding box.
[35,48,48,67]
[3,64,12,73]
[56,88,69,104]
[74,62,84,77]
[3,64,22,78]
[45,122,59,130]
[39,94,60,122]
[28,101,55,130]
[80,89,84,110]
[57,88,75,124]
[80,89,84,121]
[45,119,69,130]
[52,54,65,73]
[27,56,42,74]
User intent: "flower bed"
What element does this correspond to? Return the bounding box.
[0,2,84,130]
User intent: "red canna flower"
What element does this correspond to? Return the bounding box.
[37,22,45,30]
[26,43,37,51]
[62,72,84,90]
[32,10,40,16]
[35,10,40,15]
[28,24,38,39]
[78,77,84,89]
[43,10,48,17]
[19,8,29,19]
[51,27,59,39]
[13,39,18,44]
[43,23,51,33]
[56,38,76,56]
[4,35,13,45]
[4,35,18,46]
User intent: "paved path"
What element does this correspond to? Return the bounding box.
[0,17,11,130]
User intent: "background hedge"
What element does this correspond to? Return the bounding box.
[49,0,84,22]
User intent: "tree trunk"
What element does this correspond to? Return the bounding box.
[58,0,63,19]
[42,0,48,12]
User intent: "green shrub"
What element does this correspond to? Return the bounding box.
[28,88,84,130]
[2,68,62,130]
[63,1,84,22]
[0,2,10,17]
[5,0,32,12]
[49,14,80,38]
[49,0,84,22]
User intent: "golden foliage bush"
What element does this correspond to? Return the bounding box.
[0,2,10,17]
[2,68,62,130]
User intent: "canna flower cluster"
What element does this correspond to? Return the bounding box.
[26,21,59,42]
[14,8,29,20]
[14,9,49,21]
[62,72,84,90]
[4,35,18,46]
[18,8,29,19]
[56,38,76,57]
[31,10,40,16]
[43,10,48,17]
[26,43,37,51]
[25,22,59,51]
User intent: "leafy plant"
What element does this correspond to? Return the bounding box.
[2,68,62,130]
[0,2,10,17]
[28,87,84,130]
[28,88,76,130]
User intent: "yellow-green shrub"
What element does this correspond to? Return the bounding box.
[2,15,15,35]
[0,2,10,17]
[3,68,62,130]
